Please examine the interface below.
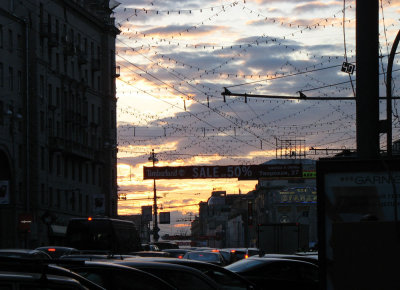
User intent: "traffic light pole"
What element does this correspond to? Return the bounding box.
[149,149,160,242]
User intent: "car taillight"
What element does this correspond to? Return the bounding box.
[47,248,56,252]
[245,254,249,259]
[178,255,183,259]
[211,249,219,252]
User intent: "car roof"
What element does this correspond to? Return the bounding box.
[114,259,220,289]
[0,249,52,259]
[226,256,319,271]
[0,271,87,288]
[59,260,177,289]
[0,257,106,289]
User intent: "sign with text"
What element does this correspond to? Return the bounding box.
[317,158,400,290]
[143,164,302,180]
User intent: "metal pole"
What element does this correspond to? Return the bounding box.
[355,0,380,159]
[386,30,400,157]
[150,149,159,242]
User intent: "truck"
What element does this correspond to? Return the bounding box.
[257,223,309,254]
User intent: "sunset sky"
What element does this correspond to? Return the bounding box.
[112,0,400,235]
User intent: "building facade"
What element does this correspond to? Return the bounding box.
[191,159,317,249]
[0,0,119,248]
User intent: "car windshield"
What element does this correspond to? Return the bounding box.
[186,252,219,262]
[225,259,265,272]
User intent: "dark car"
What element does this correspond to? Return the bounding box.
[183,251,226,266]
[132,257,257,290]
[35,246,80,259]
[0,257,105,290]
[225,257,319,290]
[151,241,179,250]
[113,259,219,290]
[0,249,52,259]
[0,271,91,289]
[221,248,259,263]
[256,253,319,265]
[162,248,193,259]
[58,260,177,290]
[60,254,137,261]
[141,243,160,251]
[129,250,171,257]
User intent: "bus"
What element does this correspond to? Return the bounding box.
[65,217,141,254]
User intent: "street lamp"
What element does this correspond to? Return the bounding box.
[148,149,160,242]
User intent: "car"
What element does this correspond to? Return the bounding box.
[183,250,226,266]
[129,250,171,257]
[0,248,52,259]
[57,260,177,290]
[130,257,257,290]
[113,259,220,290]
[59,254,137,261]
[35,246,80,258]
[255,253,319,265]
[0,270,91,289]
[151,241,179,250]
[0,256,105,290]
[162,248,193,259]
[225,257,319,290]
[141,243,160,251]
[221,248,259,262]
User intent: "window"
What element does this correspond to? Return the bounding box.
[41,183,46,205]
[0,25,3,48]
[8,66,13,90]
[40,111,45,131]
[17,71,22,92]
[49,187,53,206]
[8,29,13,51]
[41,146,45,170]
[56,189,60,208]
[48,84,53,105]
[56,155,61,176]
[0,101,3,125]
[0,63,3,87]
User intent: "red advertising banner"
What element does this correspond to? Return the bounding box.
[143,164,302,180]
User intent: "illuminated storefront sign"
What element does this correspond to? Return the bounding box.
[276,187,317,203]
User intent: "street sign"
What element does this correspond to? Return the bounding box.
[143,164,302,180]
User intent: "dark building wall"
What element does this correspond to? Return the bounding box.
[0,0,119,248]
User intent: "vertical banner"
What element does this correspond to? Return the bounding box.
[0,180,10,204]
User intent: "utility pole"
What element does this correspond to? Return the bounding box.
[355,0,380,159]
[148,149,160,242]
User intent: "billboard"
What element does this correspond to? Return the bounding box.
[317,158,400,290]
[143,164,302,180]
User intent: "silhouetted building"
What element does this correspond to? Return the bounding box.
[0,0,120,248]
[252,159,318,245]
